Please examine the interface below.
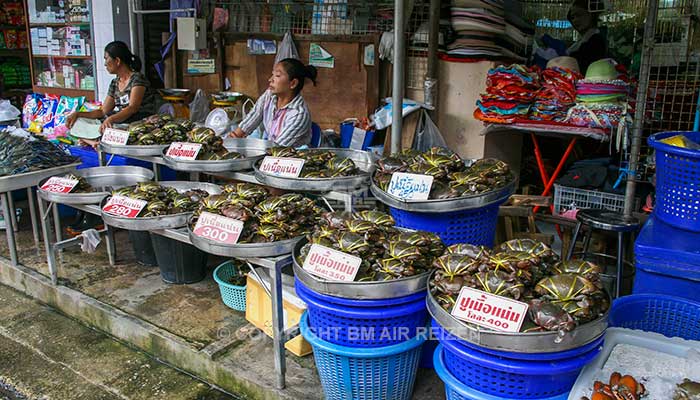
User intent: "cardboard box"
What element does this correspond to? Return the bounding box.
[245,271,312,357]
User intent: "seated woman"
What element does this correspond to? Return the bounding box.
[66,40,156,147]
[230,58,316,147]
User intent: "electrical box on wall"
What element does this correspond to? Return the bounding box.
[177,18,207,50]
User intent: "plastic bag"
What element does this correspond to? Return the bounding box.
[0,99,20,121]
[22,94,41,128]
[80,228,102,253]
[372,98,423,130]
[189,89,210,124]
[275,32,300,63]
[413,110,447,151]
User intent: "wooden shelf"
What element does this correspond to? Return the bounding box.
[32,54,91,60]
[33,85,95,100]
[0,24,25,30]
[0,49,29,56]
[29,22,90,28]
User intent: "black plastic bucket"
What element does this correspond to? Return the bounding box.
[128,230,158,267]
[149,233,208,284]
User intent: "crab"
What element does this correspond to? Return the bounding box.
[135,133,156,145]
[143,200,168,217]
[136,182,161,196]
[221,204,254,221]
[674,379,700,400]
[171,194,196,213]
[354,210,395,227]
[188,127,217,144]
[498,239,557,262]
[473,270,525,299]
[535,273,599,303]
[385,241,424,264]
[407,163,448,179]
[486,251,540,278]
[182,189,209,203]
[429,181,462,199]
[373,172,393,191]
[267,146,297,158]
[585,372,647,400]
[343,219,379,236]
[527,299,576,332]
[552,259,604,282]
[199,194,230,214]
[430,255,479,307]
[327,156,357,175]
[417,153,462,172]
[471,158,510,176]
[445,243,491,262]
[250,224,286,242]
[336,232,371,256]
[320,211,354,229]
[376,157,407,174]
[375,258,419,278]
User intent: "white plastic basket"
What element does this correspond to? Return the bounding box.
[568,327,700,400]
[553,184,625,216]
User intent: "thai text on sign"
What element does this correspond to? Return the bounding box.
[302,244,362,282]
[101,128,130,145]
[388,172,434,200]
[166,142,202,160]
[192,211,244,245]
[40,176,79,194]
[259,156,305,178]
[451,287,528,333]
[102,195,147,218]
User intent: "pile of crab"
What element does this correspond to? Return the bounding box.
[266,147,361,178]
[185,127,244,161]
[430,239,610,333]
[296,210,446,281]
[373,147,514,199]
[127,114,193,145]
[189,183,325,243]
[55,173,94,193]
[110,182,210,217]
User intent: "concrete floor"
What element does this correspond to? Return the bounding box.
[0,202,444,400]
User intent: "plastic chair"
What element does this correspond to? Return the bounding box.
[310,122,321,148]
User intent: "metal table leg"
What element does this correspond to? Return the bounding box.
[616,232,624,299]
[270,259,287,390]
[52,202,64,262]
[567,222,582,260]
[27,188,41,249]
[7,193,17,233]
[37,197,58,285]
[105,225,116,266]
[1,192,18,266]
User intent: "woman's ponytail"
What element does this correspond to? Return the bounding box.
[279,58,319,95]
[305,65,318,86]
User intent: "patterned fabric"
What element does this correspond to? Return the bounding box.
[106,72,156,122]
[238,89,311,147]
[474,64,540,123]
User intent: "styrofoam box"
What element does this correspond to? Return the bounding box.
[568,328,700,400]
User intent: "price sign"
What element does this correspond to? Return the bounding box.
[302,244,362,282]
[387,172,434,200]
[451,287,528,333]
[101,128,130,145]
[102,195,148,219]
[40,176,79,194]
[192,212,244,245]
[166,142,202,160]
[259,156,305,178]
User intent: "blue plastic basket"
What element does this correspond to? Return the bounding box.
[295,279,428,347]
[608,294,700,341]
[213,261,247,312]
[439,330,602,398]
[648,131,700,232]
[389,201,503,246]
[434,345,571,400]
[300,312,426,400]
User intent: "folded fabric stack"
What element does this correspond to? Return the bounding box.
[530,67,582,121]
[575,80,628,103]
[474,64,540,123]
[447,0,507,59]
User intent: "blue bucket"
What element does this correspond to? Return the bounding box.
[609,294,700,341]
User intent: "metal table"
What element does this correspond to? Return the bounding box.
[0,163,80,266]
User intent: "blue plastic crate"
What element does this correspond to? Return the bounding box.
[389,201,504,246]
[439,329,602,399]
[68,145,176,180]
[295,279,428,347]
[648,131,700,232]
[609,294,700,341]
[633,217,700,302]
[434,345,571,400]
[340,121,375,150]
[300,312,425,400]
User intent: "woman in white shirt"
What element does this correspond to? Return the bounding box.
[230,58,316,147]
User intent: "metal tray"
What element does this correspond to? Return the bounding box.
[188,225,301,258]
[370,175,516,212]
[426,282,610,353]
[162,138,273,172]
[292,238,430,299]
[253,148,376,192]
[100,181,222,231]
[100,142,169,157]
[38,166,154,205]
[0,162,81,193]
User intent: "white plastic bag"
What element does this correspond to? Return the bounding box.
[80,229,102,253]
[0,99,20,121]
[413,110,447,151]
[372,98,423,130]
[275,32,300,63]
[189,89,210,124]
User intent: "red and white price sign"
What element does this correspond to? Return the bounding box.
[102,195,148,219]
[40,176,79,194]
[192,211,244,245]
[101,128,130,145]
[302,244,362,282]
[259,156,305,178]
[451,287,528,333]
[166,142,202,160]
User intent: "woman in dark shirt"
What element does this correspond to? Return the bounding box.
[66,41,156,137]
[567,0,607,72]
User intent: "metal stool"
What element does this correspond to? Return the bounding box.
[566,209,640,298]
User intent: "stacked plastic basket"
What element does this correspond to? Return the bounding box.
[634,132,700,302]
[294,261,428,400]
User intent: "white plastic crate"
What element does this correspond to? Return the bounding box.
[553,184,625,216]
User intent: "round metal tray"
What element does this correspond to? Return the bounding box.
[426,281,610,353]
[38,166,154,205]
[188,224,301,258]
[100,142,169,157]
[253,148,376,192]
[292,238,430,299]
[370,174,516,212]
[100,181,222,231]
[162,138,273,172]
